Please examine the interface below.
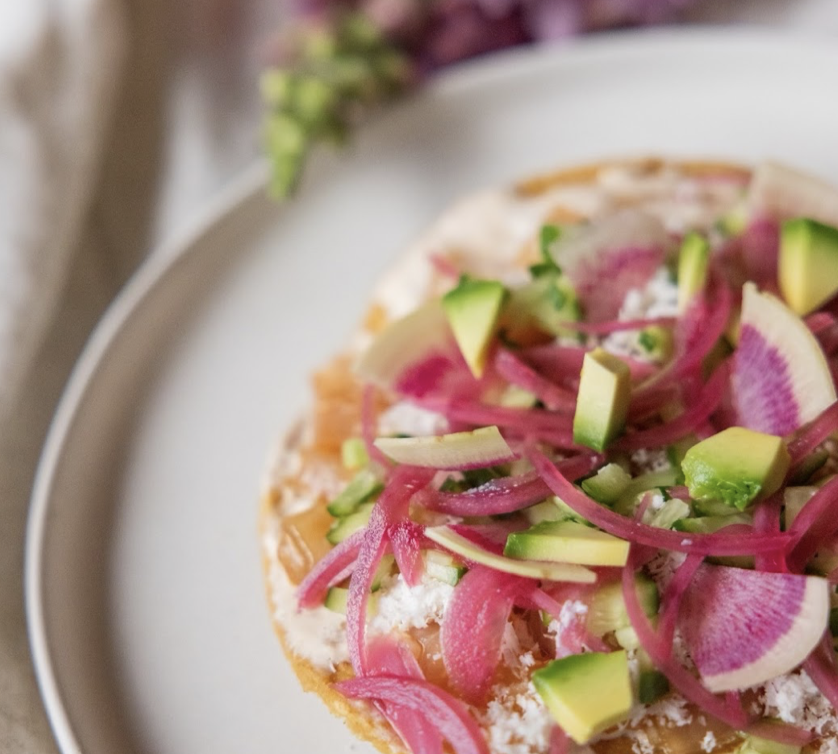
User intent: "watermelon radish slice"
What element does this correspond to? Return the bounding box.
[733,283,836,435]
[552,209,669,323]
[748,161,838,227]
[680,564,829,692]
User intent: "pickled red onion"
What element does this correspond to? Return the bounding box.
[442,566,522,703]
[621,546,749,730]
[493,349,577,412]
[335,675,490,754]
[528,446,790,556]
[297,528,366,609]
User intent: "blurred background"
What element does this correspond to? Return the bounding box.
[1,0,837,751]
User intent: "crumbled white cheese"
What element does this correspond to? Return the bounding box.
[761,671,838,737]
[546,600,588,658]
[370,574,454,634]
[601,268,679,362]
[701,731,717,752]
[631,448,672,474]
[377,402,449,438]
[478,681,555,754]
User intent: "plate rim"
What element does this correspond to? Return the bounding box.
[23,25,838,753]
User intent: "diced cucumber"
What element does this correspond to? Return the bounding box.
[326,502,374,544]
[327,468,383,517]
[341,437,369,471]
[587,576,659,637]
[524,496,591,526]
[637,670,670,705]
[646,498,690,530]
[423,550,466,585]
[371,554,395,591]
[324,587,379,617]
[581,463,632,505]
[613,469,680,516]
[674,514,752,534]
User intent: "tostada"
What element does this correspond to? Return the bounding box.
[260,157,838,754]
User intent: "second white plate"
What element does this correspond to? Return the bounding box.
[27,29,838,754]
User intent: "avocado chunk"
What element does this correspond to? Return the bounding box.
[581,463,632,504]
[677,232,710,312]
[573,348,631,451]
[533,650,633,744]
[523,496,591,526]
[504,520,629,567]
[442,277,507,377]
[682,427,791,510]
[779,217,838,315]
[503,274,580,342]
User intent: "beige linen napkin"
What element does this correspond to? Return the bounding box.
[0,0,125,750]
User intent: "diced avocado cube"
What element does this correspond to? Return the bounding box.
[327,468,383,517]
[503,274,580,343]
[533,650,633,744]
[581,463,632,504]
[573,348,631,452]
[442,278,507,377]
[637,670,670,705]
[682,427,791,510]
[779,217,838,315]
[341,437,369,470]
[677,232,710,312]
[587,576,659,637]
[326,502,374,544]
[504,520,629,567]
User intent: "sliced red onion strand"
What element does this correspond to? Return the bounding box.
[753,492,787,573]
[527,446,790,556]
[334,675,491,754]
[493,349,577,411]
[616,360,731,451]
[367,636,446,754]
[621,546,749,730]
[297,528,366,609]
[658,553,703,653]
[420,455,602,517]
[787,401,838,465]
[346,466,435,674]
[442,566,522,703]
[802,633,838,713]
[786,475,838,571]
[745,719,814,747]
[548,725,570,754]
[390,521,427,587]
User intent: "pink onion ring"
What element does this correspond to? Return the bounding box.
[334,675,490,754]
[297,528,366,609]
[493,349,577,412]
[442,566,523,703]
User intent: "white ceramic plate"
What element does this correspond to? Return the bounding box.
[26,29,838,754]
